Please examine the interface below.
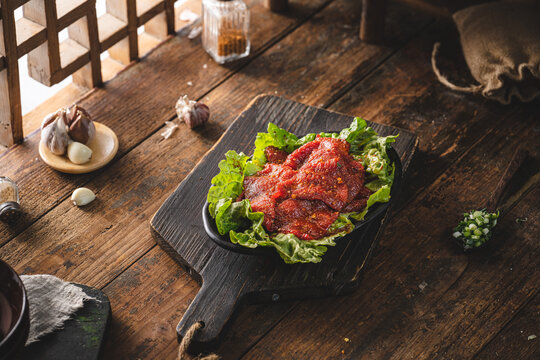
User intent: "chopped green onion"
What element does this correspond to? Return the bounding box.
[453,209,499,250]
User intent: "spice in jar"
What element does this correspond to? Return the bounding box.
[218,29,247,57]
[0,177,21,222]
[202,0,250,64]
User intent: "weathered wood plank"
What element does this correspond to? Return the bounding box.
[475,292,540,360]
[102,247,200,359]
[0,0,332,248]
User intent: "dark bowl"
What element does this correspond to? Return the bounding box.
[203,146,403,255]
[0,260,30,360]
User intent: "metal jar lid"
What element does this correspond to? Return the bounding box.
[0,201,21,222]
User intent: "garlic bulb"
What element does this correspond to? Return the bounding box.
[71,187,95,206]
[41,111,70,155]
[175,95,210,129]
[65,105,95,144]
[67,141,93,164]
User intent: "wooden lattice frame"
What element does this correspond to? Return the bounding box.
[0,0,177,146]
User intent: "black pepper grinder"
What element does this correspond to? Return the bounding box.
[0,177,21,222]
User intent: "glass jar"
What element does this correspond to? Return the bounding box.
[202,0,250,64]
[0,177,21,222]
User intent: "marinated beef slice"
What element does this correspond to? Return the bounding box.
[243,136,370,240]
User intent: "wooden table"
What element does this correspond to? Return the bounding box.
[1,1,538,359]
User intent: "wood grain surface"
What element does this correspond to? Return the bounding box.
[0,0,538,358]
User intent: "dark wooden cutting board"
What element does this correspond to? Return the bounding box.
[150,95,417,349]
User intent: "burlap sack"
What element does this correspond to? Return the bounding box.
[432,0,540,104]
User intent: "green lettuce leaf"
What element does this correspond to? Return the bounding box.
[234,213,354,264]
[250,123,299,173]
[337,117,378,154]
[207,150,249,216]
[350,184,392,221]
[357,134,397,215]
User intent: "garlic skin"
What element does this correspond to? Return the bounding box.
[41,111,70,155]
[67,141,93,164]
[65,105,95,144]
[175,95,210,128]
[71,188,95,206]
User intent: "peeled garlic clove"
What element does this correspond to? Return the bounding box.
[65,105,95,144]
[41,112,70,155]
[67,141,93,164]
[71,187,95,206]
[175,95,209,129]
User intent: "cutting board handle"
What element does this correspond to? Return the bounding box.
[176,277,245,348]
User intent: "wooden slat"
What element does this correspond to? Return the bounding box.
[137,0,165,26]
[86,3,102,87]
[98,13,127,49]
[68,6,103,89]
[126,0,138,61]
[56,0,91,30]
[164,0,174,35]
[15,17,46,57]
[9,0,32,12]
[24,0,61,86]
[0,0,23,145]
[55,0,87,20]
[106,0,139,64]
[144,11,169,41]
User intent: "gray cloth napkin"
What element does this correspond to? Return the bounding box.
[432,0,540,104]
[20,275,96,345]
